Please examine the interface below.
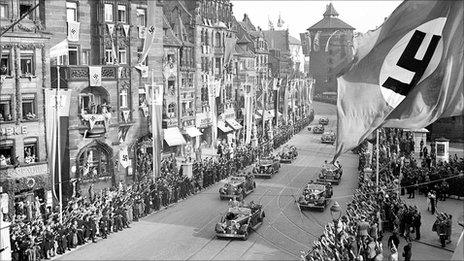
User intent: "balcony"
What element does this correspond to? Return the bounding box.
[214,46,224,54]
[51,65,131,88]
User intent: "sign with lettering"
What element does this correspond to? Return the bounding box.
[0,163,48,178]
[196,112,212,128]
[164,118,178,128]
[0,126,27,136]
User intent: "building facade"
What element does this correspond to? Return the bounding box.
[46,0,164,195]
[0,0,51,214]
[307,3,354,95]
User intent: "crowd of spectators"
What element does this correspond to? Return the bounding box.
[303,126,464,261]
[7,115,315,261]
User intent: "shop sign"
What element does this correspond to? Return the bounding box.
[196,112,212,128]
[164,118,178,127]
[0,163,48,178]
[0,126,27,136]
[220,108,235,120]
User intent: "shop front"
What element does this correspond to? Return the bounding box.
[163,127,186,156]
[196,111,213,147]
[0,163,51,219]
[183,126,202,159]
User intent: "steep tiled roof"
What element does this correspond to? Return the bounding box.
[288,35,300,45]
[163,14,182,47]
[308,3,354,31]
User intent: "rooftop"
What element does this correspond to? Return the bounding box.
[308,3,355,31]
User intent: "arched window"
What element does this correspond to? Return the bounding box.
[79,86,110,115]
[77,142,112,180]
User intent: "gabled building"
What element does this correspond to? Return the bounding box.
[46,0,164,195]
[307,3,354,95]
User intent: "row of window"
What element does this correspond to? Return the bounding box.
[0,94,37,122]
[200,29,224,48]
[256,55,268,66]
[0,137,39,167]
[1,50,36,76]
[0,2,34,20]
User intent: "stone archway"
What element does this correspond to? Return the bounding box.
[75,140,114,196]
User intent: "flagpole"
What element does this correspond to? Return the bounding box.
[261,74,265,145]
[151,69,156,179]
[376,129,380,192]
[56,65,63,224]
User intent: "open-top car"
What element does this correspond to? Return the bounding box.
[297,181,333,211]
[312,125,325,134]
[279,146,298,163]
[215,202,265,240]
[319,117,329,125]
[253,156,280,178]
[219,173,256,200]
[317,163,343,185]
[321,131,336,144]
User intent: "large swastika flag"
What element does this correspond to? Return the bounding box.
[335,0,463,158]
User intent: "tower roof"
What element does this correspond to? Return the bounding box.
[323,3,339,17]
[308,3,354,31]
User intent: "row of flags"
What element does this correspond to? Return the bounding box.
[334,0,463,160]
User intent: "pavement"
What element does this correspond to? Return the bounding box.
[52,102,462,260]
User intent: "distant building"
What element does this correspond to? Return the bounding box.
[307,3,354,95]
[288,35,304,74]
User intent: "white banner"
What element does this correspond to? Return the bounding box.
[118,67,123,78]
[89,66,102,86]
[135,65,149,78]
[139,26,147,39]
[123,24,130,37]
[119,147,130,168]
[122,110,130,122]
[141,106,149,118]
[67,21,80,41]
[154,84,164,106]
[107,23,115,35]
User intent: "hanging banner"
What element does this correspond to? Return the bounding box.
[122,110,130,122]
[44,89,73,201]
[313,31,321,52]
[118,67,123,79]
[144,84,152,104]
[208,79,217,146]
[119,147,130,168]
[154,84,164,106]
[67,21,80,42]
[138,1,156,64]
[139,26,147,39]
[135,65,149,78]
[141,106,149,118]
[123,24,130,37]
[215,80,221,98]
[107,23,115,35]
[89,66,102,86]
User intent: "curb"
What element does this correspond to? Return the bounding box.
[413,239,455,252]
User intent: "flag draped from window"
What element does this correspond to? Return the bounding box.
[334,0,464,160]
[67,21,80,42]
[313,31,321,52]
[223,37,237,70]
[138,1,157,65]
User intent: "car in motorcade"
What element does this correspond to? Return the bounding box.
[321,131,336,144]
[219,173,256,200]
[319,117,329,125]
[279,146,298,163]
[317,163,343,185]
[297,181,333,211]
[253,156,280,178]
[215,202,265,240]
[312,124,325,134]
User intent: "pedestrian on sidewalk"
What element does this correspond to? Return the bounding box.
[402,242,412,261]
[388,244,398,261]
[413,209,421,240]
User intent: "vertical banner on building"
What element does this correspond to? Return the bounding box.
[313,31,321,52]
[283,81,289,124]
[151,84,164,178]
[67,21,80,42]
[244,94,251,144]
[89,66,102,86]
[119,147,130,168]
[138,1,156,64]
[208,79,217,147]
[44,89,72,201]
[123,25,130,37]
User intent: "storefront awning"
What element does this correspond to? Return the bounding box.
[217,120,233,133]
[226,119,242,130]
[185,126,202,137]
[163,127,186,146]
